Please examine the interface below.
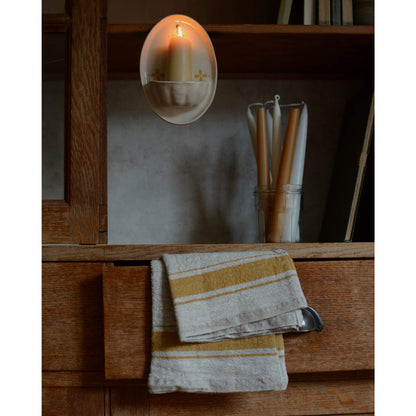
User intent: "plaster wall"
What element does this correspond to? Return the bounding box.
[42,78,366,243]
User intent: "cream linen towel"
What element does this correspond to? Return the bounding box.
[148,250,308,393]
[163,249,307,342]
[148,259,288,394]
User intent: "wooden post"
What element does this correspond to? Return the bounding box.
[70,0,108,243]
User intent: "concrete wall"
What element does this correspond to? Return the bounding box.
[42,78,366,243]
[106,79,365,243]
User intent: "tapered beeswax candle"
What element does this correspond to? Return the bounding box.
[246,105,258,160]
[290,104,308,186]
[289,104,308,241]
[256,107,270,187]
[256,106,271,235]
[166,24,193,81]
[271,96,283,187]
[268,108,300,242]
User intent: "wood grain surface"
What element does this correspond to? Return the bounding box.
[42,262,105,371]
[102,260,373,380]
[42,201,72,243]
[42,0,107,244]
[42,242,374,262]
[70,0,104,243]
[42,255,374,414]
[148,378,374,415]
[42,387,105,416]
[42,381,373,415]
[103,266,152,380]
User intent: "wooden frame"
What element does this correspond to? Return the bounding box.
[42,0,107,244]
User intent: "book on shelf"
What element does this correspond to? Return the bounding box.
[277,0,293,24]
[331,0,342,25]
[342,0,353,25]
[320,88,374,242]
[276,0,373,26]
[318,0,331,25]
[304,0,315,25]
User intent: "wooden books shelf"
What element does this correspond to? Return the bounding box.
[108,24,374,79]
[44,22,374,80]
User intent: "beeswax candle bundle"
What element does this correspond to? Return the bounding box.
[248,98,308,243]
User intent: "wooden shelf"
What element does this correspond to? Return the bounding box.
[42,242,374,261]
[108,24,374,79]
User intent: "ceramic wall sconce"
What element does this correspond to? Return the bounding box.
[140,14,217,125]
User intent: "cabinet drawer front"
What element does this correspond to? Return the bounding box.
[43,262,105,371]
[103,260,374,380]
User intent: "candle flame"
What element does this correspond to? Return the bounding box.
[176,24,183,37]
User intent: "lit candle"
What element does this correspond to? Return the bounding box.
[166,24,193,81]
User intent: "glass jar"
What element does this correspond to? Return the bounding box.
[254,184,303,243]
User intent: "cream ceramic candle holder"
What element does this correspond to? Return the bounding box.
[140,15,217,125]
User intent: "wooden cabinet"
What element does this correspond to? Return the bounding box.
[42,243,374,415]
[42,0,374,414]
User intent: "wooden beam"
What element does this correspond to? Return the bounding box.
[42,242,374,262]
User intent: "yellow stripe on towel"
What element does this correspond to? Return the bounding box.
[152,331,278,352]
[169,255,296,299]
[168,252,273,277]
[174,272,298,306]
[152,352,281,360]
[152,329,286,361]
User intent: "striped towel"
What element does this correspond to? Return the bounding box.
[148,250,308,393]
